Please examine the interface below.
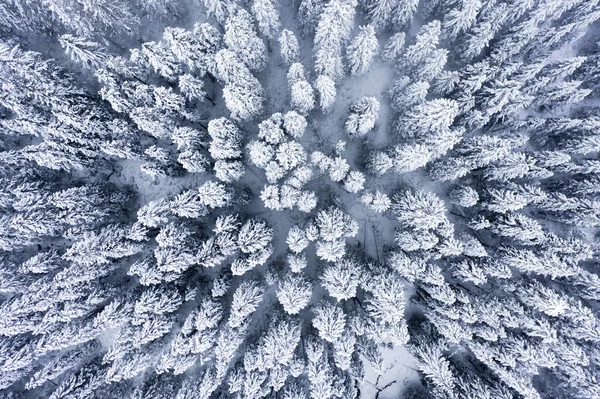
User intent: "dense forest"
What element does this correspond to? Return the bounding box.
[1,0,600,398]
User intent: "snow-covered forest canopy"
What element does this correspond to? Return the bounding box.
[1,0,600,398]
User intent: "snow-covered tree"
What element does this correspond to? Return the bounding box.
[276,141,307,171]
[229,280,264,327]
[297,191,318,213]
[442,0,482,40]
[314,75,337,113]
[207,117,243,160]
[328,157,350,182]
[298,0,323,34]
[395,99,459,137]
[279,30,300,65]
[392,188,447,231]
[312,301,346,342]
[345,97,380,137]
[224,9,268,71]
[313,0,357,80]
[247,140,274,168]
[361,190,391,212]
[315,207,358,242]
[238,219,273,254]
[252,0,280,39]
[382,32,405,62]
[347,25,379,76]
[223,81,265,121]
[197,181,234,209]
[365,0,398,31]
[287,225,309,253]
[214,160,245,182]
[390,79,429,111]
[449,186,479,208]
[343,171,365,193]
[59,35,106,69]
[409,339,455,395]
[390,143,432,173]
[287,63,306,87]
[391,0,419,28]
[277,274,312,314]
[290,80,316,114]
[179,74,208,103]
[283,111,307,139]
[366,151,393,175]
[321,258,363,301]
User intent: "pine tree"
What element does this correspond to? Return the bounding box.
[223,81,265,121]
[213,48,255,86]
[25,341,98,390]
[283,111,307,139]
[287,225,309,253]
[343,171,365,193]
[228,280,264,327]
[214,160,245,182]
[248,140,275,168]
[409,339,455,394]
[265,161,286,183]
[321,258,363,301]
[390,80,429,111]
[141,41,182,81]
[391,188,447,231]
[207,117,243,160]
[297,191,318,213]
[315,239,347,262]
[0,43,141,168]
[224,9,268,72]
[315,206,358,242]
[290,80,316,114]
[402,20,441,71]
[390,143,432,173]
[42,0,139,39]
[59,35,107,69]
[361,190,391,212]
[442,0,482,40]
[197,180,234,209]
[277,274,312,314]
[395,99,459,137]
[366,151,393,175]
[0,1,49,33]
[365,0,398,31]
[4,3,600,399]
[282,184,302,209]
[287,63,306,88]
[382,32,405,62]
[200,0,236,24]
[179,74,208,102]
[314,0,357,80]
[258,113,286,144]
[391,0,419,29]
[276,141,307,171]
[312,301,346,342]
[252,0,281,39]
[179,149,210,173]
[298,0,323,34]
[345,96,380,137]
[279,30,300,65]
[449,185,479,207]
[314,75,337,113]
[237,218,273,254]
[327,157,350,182]
[347,25,379,76]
